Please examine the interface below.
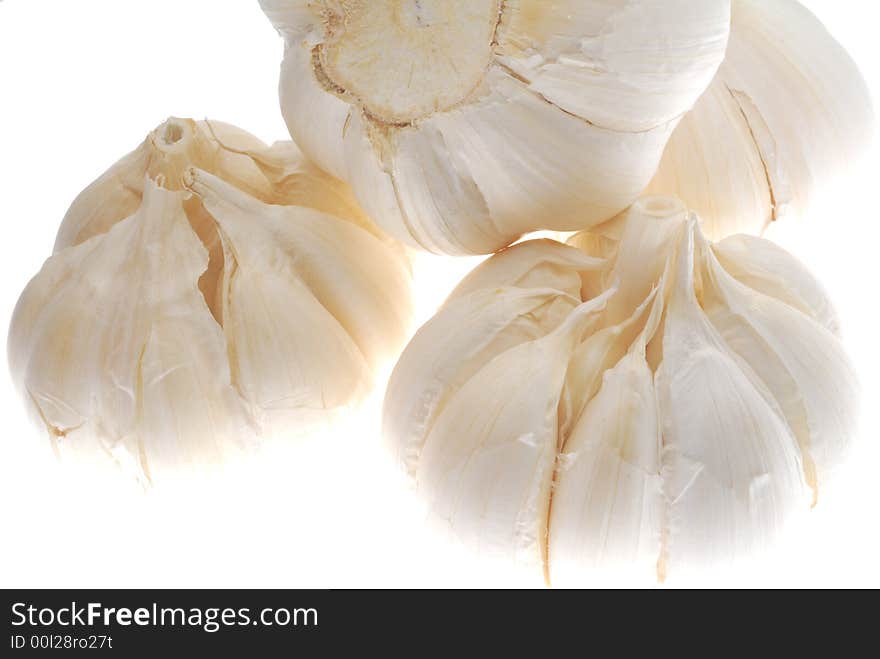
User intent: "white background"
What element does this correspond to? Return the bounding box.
[0,0,877,588]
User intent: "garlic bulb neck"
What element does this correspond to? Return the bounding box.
[602,196,688,325]
[146,117,209,191]
[153,117,191,150]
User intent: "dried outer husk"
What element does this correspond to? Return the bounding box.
[383,195,858,584]
[647,0,875,238]
[260,0,731,254]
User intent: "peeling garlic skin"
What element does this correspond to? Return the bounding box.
[261,0,731,254]
[383,196,858,584]
[648,0,874,239]
[10,122,413,484]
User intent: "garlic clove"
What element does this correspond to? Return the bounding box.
[383,287,580,477]
[260,0,731,255]
[550,354,663,586]
[187,168,411,381]
[380,71,679,253]
[415,294,612,573]
[655,223,810,577]
[198,171,372,430]
[9,181,250,482]
[648,0,874,238]
[217,242,371,431]
[377,110,504,255]
[549,276,668,586]
[497,0,731,133]
[52,142,152,254]
[340,109,427,250]
[698,232,859,498]
[712,233,840,336]
[252,140,383,243]
[646,79,774,237]
[558,290,653,443]
[272,11,354,182]
[447,239,604,305]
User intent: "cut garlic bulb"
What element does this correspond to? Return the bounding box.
[260,0,731,254]
[383,196,858,584]
[9,120,412,483]
[647,0,874,238]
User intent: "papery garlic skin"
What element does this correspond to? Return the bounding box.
[10,121,412,483]
[384,196,857,584]
[647,0,874,238]
[260,0,731,255]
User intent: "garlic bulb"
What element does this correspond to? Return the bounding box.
[260,0,731,254]
[647,0,874,238]
[383,196,858,584]
[9,119,412,483]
